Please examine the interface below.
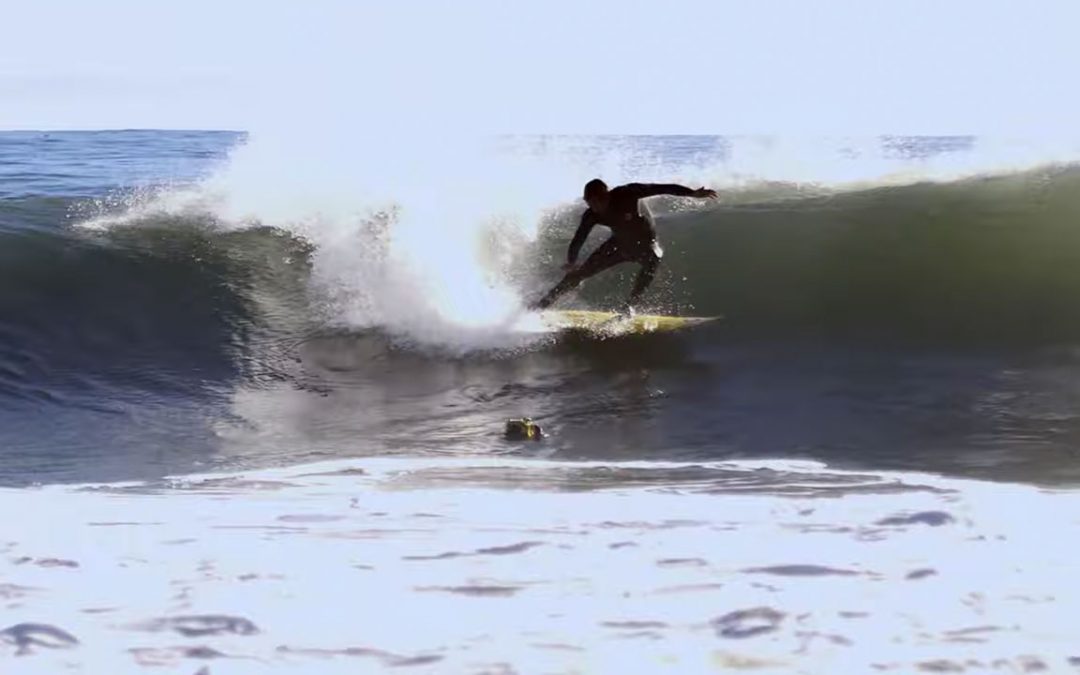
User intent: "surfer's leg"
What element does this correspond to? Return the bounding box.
[626,241,663,306]
[534,239,625,309]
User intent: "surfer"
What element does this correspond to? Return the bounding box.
[531,179,716,312]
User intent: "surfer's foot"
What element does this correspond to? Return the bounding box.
[616,301,636,317]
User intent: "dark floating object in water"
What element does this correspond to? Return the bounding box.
[505,417,543,441]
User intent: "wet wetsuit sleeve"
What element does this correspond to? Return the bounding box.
[624,182,697,199]
[567,209,596,265]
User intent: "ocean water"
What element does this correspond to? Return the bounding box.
[3,130,1080,672]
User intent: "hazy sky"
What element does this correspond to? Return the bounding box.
[2,0,1078,133]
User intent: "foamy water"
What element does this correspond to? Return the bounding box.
[3,458,1078,673]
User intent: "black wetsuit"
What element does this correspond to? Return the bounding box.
[535,182,696,309]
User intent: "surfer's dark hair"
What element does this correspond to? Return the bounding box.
[583,179,608,200]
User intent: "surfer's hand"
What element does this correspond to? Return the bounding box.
[693,188,718,199]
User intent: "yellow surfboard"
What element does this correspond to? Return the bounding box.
[541,309,721,335]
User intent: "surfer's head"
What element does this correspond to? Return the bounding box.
[583,178,609,213]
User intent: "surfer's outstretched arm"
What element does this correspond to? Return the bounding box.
[566,209,597,266]
[533,239,625,309]
[529,210,599,311]
[625,183,718,200]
